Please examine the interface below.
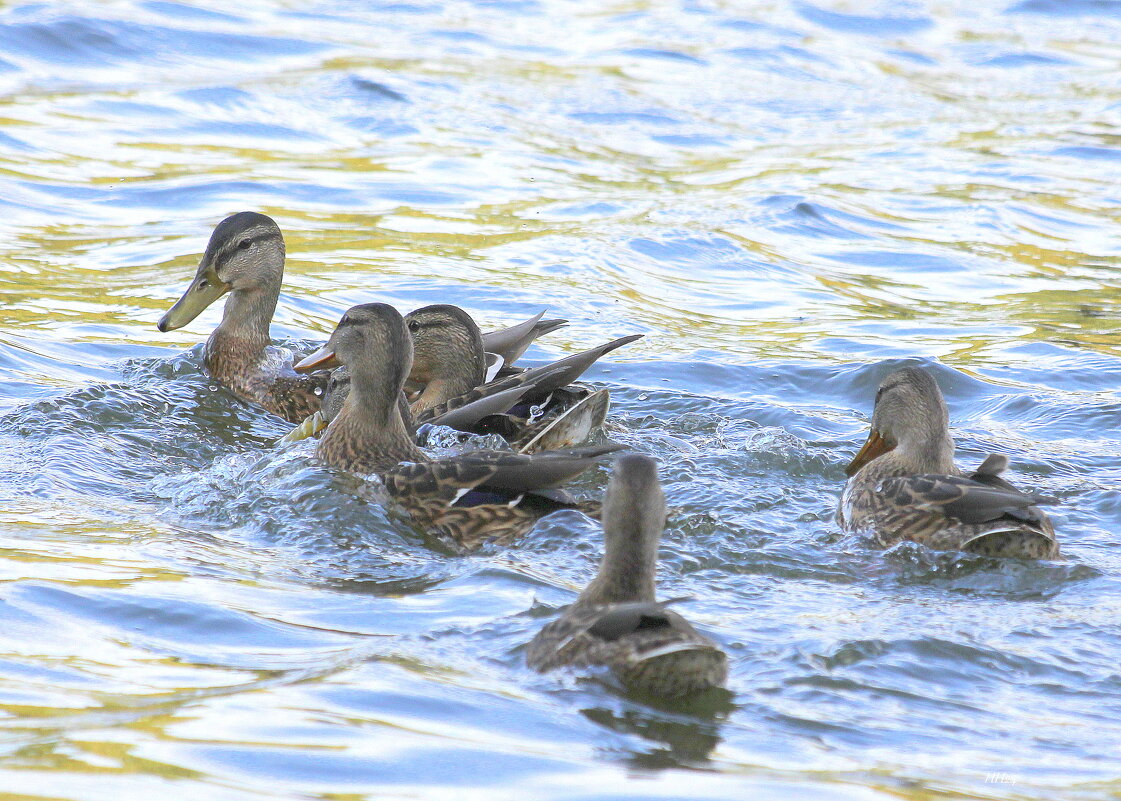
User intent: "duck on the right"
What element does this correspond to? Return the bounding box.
[839,366,1061,559]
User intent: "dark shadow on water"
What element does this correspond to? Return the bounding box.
[581,682,736,770]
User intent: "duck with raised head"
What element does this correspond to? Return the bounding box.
[403,304,638,416]
[401,304,638,450]
[287,303,636,450]
[293,303,623,551]
[156,212,328,423]
[839,366,1060,559]
[157,214,563,427]
[526,453,727,697]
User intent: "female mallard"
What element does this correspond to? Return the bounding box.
[293,303,622,551]
[156,212,327,423]
[839,366,1060,559]
[157,213,567,426]
[287,303,635,450]
[403,304,638,453]
[404,304,638,416]
[405,306,569,400]
[526,453,727,697]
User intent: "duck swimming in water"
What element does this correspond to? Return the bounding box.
[285,303,635,452]
[526,453,728,697]
[156,212,327,423]
[158,213,569,427]
[839,366,1060,559]
[293,302,622,551]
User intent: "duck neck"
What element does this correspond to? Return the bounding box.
[578,521,658,606]
[410,342,485,413]
[205,287,279,374]
[412,374,477,414]
[320,364,424,473]
[893,429,956,475]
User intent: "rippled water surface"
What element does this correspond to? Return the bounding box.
[0,0,1119,798]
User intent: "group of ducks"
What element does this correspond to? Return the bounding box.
[154,211,1062,698]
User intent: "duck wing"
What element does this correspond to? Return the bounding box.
[389,443,623,497]
[414,366,568,428]
[481,311,569,364]
[516,334,643,397]
[879,473,1057,525]
[585,598,692,641]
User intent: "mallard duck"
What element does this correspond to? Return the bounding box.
[286,303,637,450]
[404,304,489,414]
[402,304,633,451]
[404,304,638,411]
[526,453,727,697]
[156,212,327,423]
[402,303,637,422]
[839,366,1060,559]
[293,303,623,550]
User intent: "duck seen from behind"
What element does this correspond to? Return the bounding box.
[839,366,1060,559]
[156,212,327,423]
[293,303,622,551]
[526,453,727,697]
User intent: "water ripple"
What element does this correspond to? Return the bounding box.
[0,0,1118,798]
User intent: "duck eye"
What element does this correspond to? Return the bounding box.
[237,238,252,250]
[197,279,209,290]
[407,320,420,332]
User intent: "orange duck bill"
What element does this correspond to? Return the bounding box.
[844,428,895,477]
[294,344,341,373]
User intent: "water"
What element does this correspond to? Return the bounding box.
[0,0,1118,798]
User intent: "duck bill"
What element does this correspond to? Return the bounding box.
[157,262,229,332]
[845,429,895,477]
[294,344,340,373]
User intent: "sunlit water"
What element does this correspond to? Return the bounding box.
[0,0,1119,798]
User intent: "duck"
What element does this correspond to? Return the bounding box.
[158,213,569,426]
[293,302,623,551]
[402,303,637,450]
[839,366,1060,559]
[404,305,570,407]
[403,303,638,414]
[285,303,637,451]
[404,304,491,414]
[526,453,728,697]
[156,212,327,423]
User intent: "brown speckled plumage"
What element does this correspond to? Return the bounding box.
[205,334,326,423]
[839,366,1060,559]
[526,454,727,697]
[296,303,622,551]
[405,305,487,414]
